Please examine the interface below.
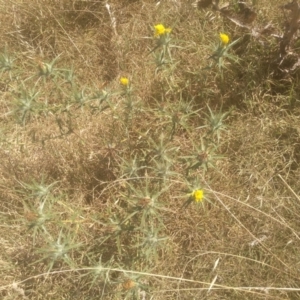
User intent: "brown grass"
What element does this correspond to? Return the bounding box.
[1,0,300,299]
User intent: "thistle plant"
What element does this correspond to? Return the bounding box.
[180,174,210,209]
[147,133,178,163]
[151,158,178,187]
[19,178,58,200]
[144,134,179,187]
[120,274,148,299]
[182,188,205,208]
[90,88,111,111]
[37,54,61,78]
[150,24,174,72]
[202,104,231,144]
[151,24,172,53]
[95,211,138,255]
[124,177,167,228]
[72,86,90,108]
[183,136,224,175]
[60,66,76,86]
[0,48,15,74]
[19,179,59,243]
[153,96,200,140]
[119,154,145,179]
[209,32,240,72]
[84,255,114,291]
[119,76,137,128]
[24,202,53,244]
[33,229,82,273]
[134,224,168,262]
[168,96,200,139]
[13,86,40,125]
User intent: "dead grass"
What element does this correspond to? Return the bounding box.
[1,0,300,299]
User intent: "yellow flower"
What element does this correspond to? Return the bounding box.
[219,33,230,46]
[192,189,204,203]
[120,77,129,86]
[154,24,171,37]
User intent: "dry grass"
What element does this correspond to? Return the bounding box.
[1,0,300,299]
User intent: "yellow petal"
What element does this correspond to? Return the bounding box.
[219,33,230,45]
[120,77,129,86]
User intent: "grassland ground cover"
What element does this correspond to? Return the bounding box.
[1,0,300,299]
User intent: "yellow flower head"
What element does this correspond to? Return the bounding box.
[154,24,171,37]
[120,77,129,86]
[219,33,230,46]
[192,189,204,203]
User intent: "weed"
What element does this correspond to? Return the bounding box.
[1,0,300,299]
